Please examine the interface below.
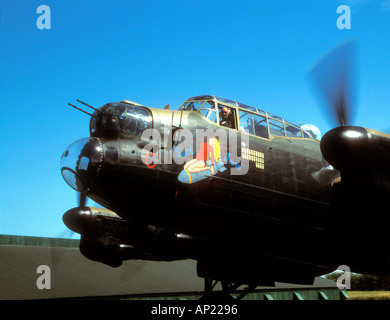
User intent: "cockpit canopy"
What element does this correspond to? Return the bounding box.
[178,95,318,140]
[90,101,152,136]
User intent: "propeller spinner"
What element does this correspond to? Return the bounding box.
[62,192,89,234]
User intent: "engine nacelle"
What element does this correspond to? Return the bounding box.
[63,206,199,267]
[79,236,132,267]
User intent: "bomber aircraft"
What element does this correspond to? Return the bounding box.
[61,41,390,299]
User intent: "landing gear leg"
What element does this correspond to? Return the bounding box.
[200,278,255,300]
[200,278,235,300]
[204,278,218,294]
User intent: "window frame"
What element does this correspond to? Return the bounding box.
[285,123,304,138]
[198,101,218,124]
[238,108,269,140]
[268,117,286,137]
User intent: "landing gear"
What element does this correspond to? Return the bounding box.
[199,278,256,300]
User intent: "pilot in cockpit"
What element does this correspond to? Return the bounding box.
[220,107,233,128]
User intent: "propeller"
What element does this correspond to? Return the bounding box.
[307,40,371,172]
[78,191,88,208]
[51,194,88,270]
[308,39,356,127]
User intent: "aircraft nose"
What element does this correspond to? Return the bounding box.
[61,137,103,192]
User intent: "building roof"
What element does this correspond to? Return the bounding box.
[0,235,340,300]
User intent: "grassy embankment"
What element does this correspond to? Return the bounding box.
[347,291,390,300]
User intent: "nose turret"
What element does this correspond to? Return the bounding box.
[61,137,103,192]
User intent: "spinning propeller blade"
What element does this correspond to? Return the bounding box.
[78,192,88,208]
[308,40,357,127]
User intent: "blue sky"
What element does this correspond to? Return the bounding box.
[1,0,390,238]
